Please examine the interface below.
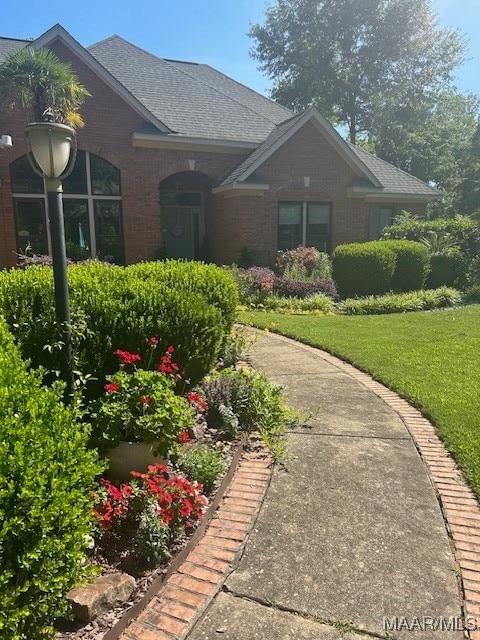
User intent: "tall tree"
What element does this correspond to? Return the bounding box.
[249,0,466,144]
[0,47,89,127]
[369,90,480,213]
[456,122,480,217]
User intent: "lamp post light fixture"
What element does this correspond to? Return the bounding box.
[24,121,77,400]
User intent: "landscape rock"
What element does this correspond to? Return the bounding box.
[67,572,136,622]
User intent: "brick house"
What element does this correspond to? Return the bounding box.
[0,24,440,269]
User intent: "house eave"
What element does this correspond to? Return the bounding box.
[212,182,269,197]
[347,188,440,203]
[132,131,258,154]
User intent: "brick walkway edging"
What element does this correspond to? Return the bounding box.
[265,330,480,639]
[117,446,272,640]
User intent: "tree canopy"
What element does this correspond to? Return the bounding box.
[0,47,89,127]
[249,0,466,144]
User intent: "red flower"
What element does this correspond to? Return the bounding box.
[140,395,151,404]
[187,392,208,412]
[166,345,175,354]
[148,337,159,346]
[177,429,191,444]
[104,382,119,393]
[114,349,142,365]
[157,352,180,375]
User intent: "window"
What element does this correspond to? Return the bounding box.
[369,205,395,240]
[10,152,124,264]
[278,202,331,252]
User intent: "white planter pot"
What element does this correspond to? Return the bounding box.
[107,441,165,482]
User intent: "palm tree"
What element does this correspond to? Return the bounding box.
[0,47,89,127]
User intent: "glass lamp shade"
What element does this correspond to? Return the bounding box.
[24,122,77,180]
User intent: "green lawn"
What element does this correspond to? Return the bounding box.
[238,305,480,496]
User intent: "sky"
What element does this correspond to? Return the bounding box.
[1,0,479,98]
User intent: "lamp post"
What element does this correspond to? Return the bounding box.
[24,121,77,401]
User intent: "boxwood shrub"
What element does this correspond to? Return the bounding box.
[426,251,467,288]
[0,318,102,639]
[0,260,237,393]
[382,240,430,292]
[332,242,396,298]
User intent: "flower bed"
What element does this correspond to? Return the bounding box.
[54,328,296,639]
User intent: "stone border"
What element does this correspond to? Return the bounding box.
[264,331,480,640]
[116,446,272,640]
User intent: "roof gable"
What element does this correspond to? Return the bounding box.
[216,108,382,188]
[215,107,440,200]
[30,24,171,132]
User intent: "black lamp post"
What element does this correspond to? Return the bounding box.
[24,121,77,400]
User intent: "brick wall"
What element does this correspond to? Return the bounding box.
[0,39,430,269]
[211,122,429,266]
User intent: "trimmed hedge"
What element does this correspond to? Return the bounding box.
[0,318,102,639]
[332,242,396,298]
[427,251,466,288]
[382,240,430,292]
[0,261,238,393]
[338,287,461,315]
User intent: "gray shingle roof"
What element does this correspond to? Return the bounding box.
[88,36,291,143]
[0,37,29,63]
[347,143,440,196]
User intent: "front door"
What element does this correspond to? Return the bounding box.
[160,190,203,259]
[161,207,199,259]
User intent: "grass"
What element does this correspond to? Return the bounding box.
[238,305,480,496]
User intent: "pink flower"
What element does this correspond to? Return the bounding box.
[148,337,158,346]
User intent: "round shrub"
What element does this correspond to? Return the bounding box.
[382,240,430,292]
[426,251,466,288]
[332,242,396,298]
[0,318,103,639]
[127,260,239,330]
[0,260,236,393]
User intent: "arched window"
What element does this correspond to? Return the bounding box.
[10,151,124,264]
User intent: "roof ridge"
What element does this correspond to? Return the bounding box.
[0,36,30,43]
[163,58,292,126]
[348,142,441,193]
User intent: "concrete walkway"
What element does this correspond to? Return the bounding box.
[186,331,465,640]
[121,330,480,640]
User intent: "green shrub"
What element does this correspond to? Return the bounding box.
[382,214,480,257]
[0,260,236,392]
[382,214,480,287]
[332,242,396,298]
[0,318,103,640]
[257,293,335,314]
[201,367,298,459]
[426,251,467,288]
[382,240,430,292]
[127,260,239,330]
[174,444,228,493]
[338,287,461,315]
